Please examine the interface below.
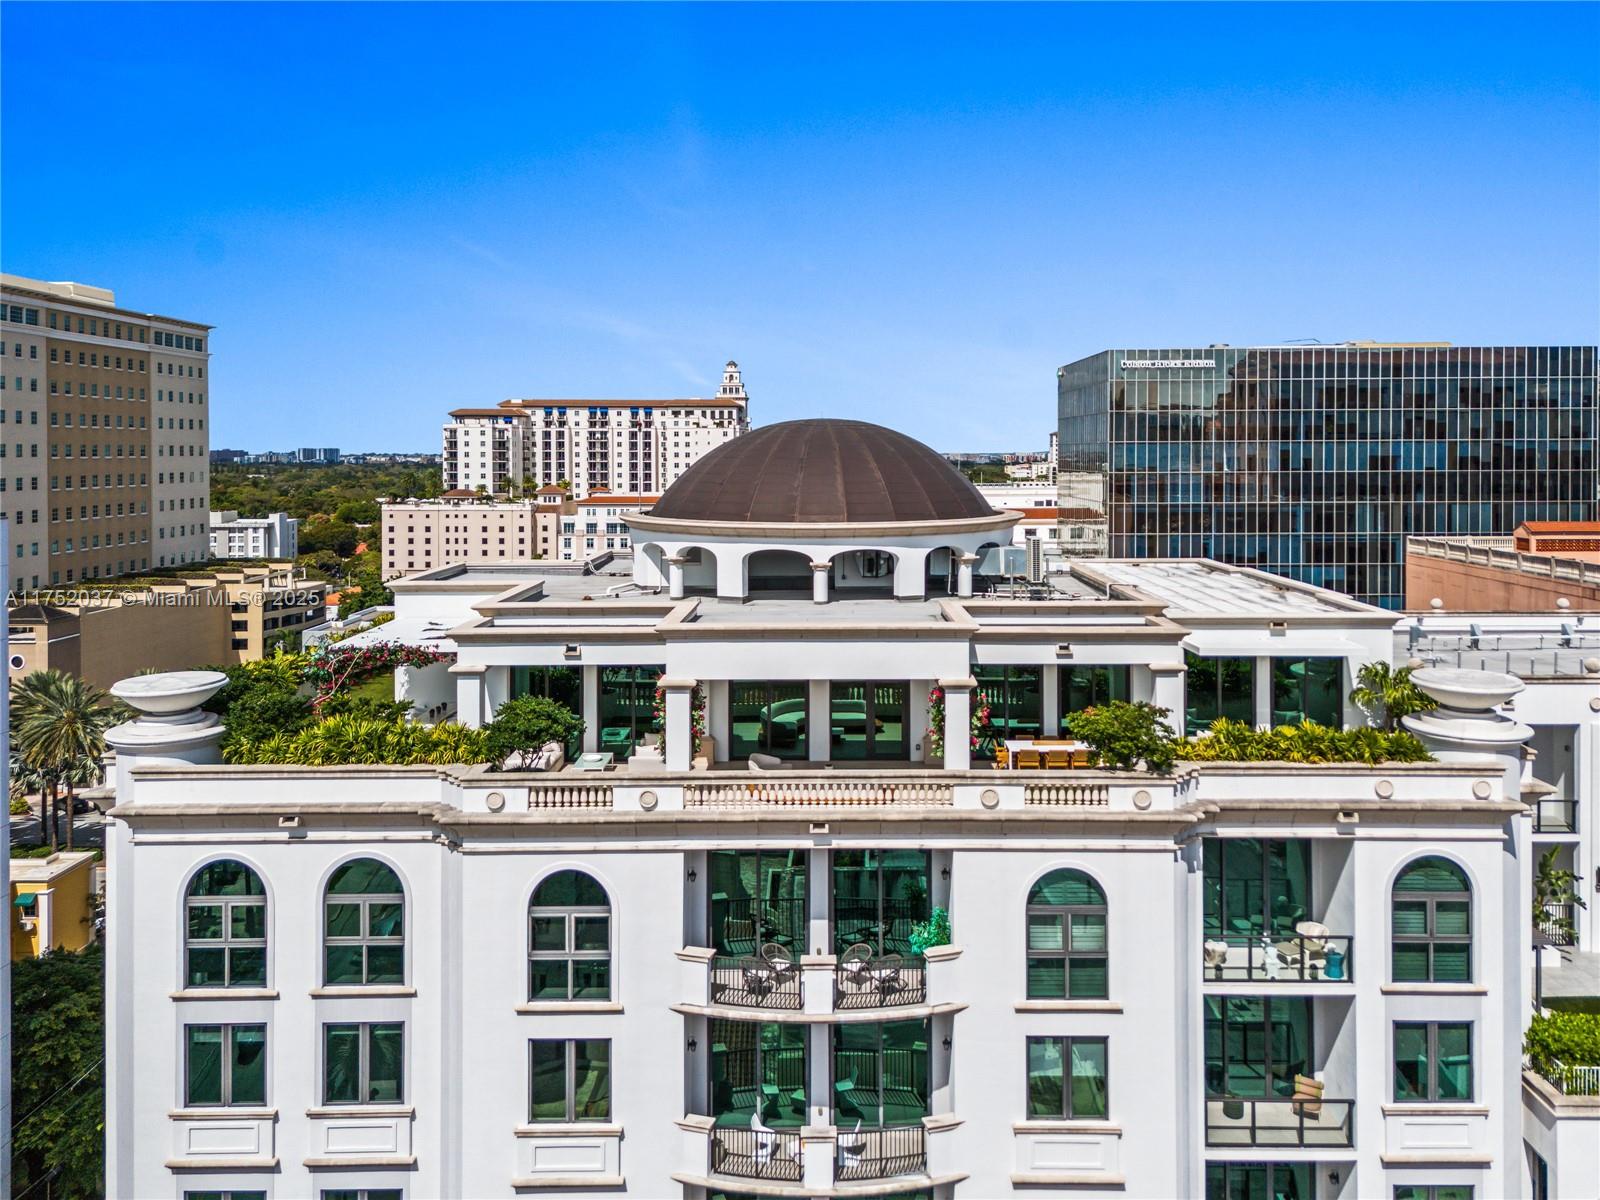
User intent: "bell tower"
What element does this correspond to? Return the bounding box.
[718,360,745,400]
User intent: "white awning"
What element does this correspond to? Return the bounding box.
[1182,631,1367,659]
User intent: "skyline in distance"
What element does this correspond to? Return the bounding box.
[3,3,1597,453]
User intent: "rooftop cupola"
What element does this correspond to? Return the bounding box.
[718,361,745,399]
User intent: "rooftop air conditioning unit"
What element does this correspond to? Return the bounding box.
[978,546,1027,577]
[1026,537,1045,584]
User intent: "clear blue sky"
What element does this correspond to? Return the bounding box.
[4,3,1597,453]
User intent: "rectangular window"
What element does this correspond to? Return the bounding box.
[728,680,808,761]
[974,664,1043,758]
[529,1038,611,1122]
[1393,1022,1472,1102]
[185,1192,267,1200]
[1027,1036,1108,1119]
[1394,1189,1473,1200]
[322,1192,403,1200]
[1185,653,1255,735]
[1058,665,1130,728]
[184,1024,266,1107]
[323,1022,404,1105]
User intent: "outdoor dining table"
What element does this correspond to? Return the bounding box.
[1002,738,1088,767]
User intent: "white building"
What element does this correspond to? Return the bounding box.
[104,420,1591,1200]
[441,361,749,497]
[209,511,299,560]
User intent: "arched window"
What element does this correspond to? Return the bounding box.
[325,859,405,986]
[1026,869,1107,999]
[186,860,266,988]
[529,870,611,1001]
[1392,857,1471,982]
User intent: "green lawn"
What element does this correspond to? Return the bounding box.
[346,668,398,705]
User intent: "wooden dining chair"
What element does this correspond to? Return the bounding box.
[1071,749,1092,768]
[1015,749,1043,769]
[993,745,1010,770]
[1044,749,1072,770]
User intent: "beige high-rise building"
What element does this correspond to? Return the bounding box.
[0,274,212,589]
[440,360,749,497]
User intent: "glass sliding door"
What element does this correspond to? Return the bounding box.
[1059,665,1131,731]
[829,682,909,761]
[729,681,808,760]
[1270,658,1342,727]
[597,665,664,759]
[1186,653,1254,735]
[832,1019,929,1127]
[1203,839,1313,939]
[709,850,807,956]
[709,1019,806,1127]
[1205,1163,1314,1200]
[832,851,930,955]
[1203,997,1313,1098]
[974,665,1043,759]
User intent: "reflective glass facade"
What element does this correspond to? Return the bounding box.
[1059,346,1598,608]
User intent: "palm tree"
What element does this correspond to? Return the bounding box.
[1349,661,1436,732]
[8,750,47,847]
[10,670,126,851]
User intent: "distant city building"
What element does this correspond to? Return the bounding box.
[209,510,298,559]
[6,563,325,688]
[381,489,658,579]
[441,360,749,497]
[296,447,340,464]
[9,851,97,960]
[237,447,340,465]
[1407,523,1600,612]
[1059,344,1599,608]
[0,273,214,586]
[210,448,249,464]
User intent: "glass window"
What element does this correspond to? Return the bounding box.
[184,1024,266,1107]
[508,666,583,754]
[833,1019,929,1128]
[185,860,267,988]
[323,1192,404,1200]
[1204,1164,1314,1200]
[1026,869,1107,999]
[974,665,1043,758]
[324,859,405,986]
[833,850,930,956]
[729,681,808,760]
[1202,839,1313,938]
[528,870,611,1001]
[1394,1189,1473,1200]
[829,681,910,761]
[530,1038,611,1121]
[185,1193,267,1200]
[709,850,806,955]
[709,1019,806,1128]
[1270,658,1342,727]
[323,1022,404,1105]
[1026,1036,1108,1118]
[1205,996,1313,1097]
[1058,665,1130,729]
[1392,857,1471,982]
[1393,1022,1472,1102]
[597,665,664,760]
[1185,653,1254,735]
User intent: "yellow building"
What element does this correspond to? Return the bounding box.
[10,850,98,959]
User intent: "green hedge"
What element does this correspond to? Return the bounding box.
[1175,718,1431,765]
[224,714,492,766]
[1525,1010,1600,1072]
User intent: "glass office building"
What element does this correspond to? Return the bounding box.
[1058,345,1599,608]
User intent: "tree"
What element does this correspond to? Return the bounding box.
[12,945,105,1199]
[1534,846,1587,941]
[334,499,380,525]
[10,671,125,851]
[299,518,361,557]
[1064,700,1178,772]
[484,695,586,768]
[1349,661,1437,732]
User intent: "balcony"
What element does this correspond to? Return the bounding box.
[1539,903,1579,947]
[835,1123,927,1180]
[1202,931,1353,984]
[1534,798,1578,833]
[710,954,803,1010]
[709,1123,803,1181]
[834,953,928,1010]
[1205,1096,1354,1148]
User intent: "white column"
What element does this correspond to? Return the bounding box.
[808,679,831,763]
[1042,662,1061,738]
[707,680,730,764]
[1149,662,1186,739]
[581,665,599,752]
[667,555,687,601]
[807,850,831,960]
[451,664,487,728]
[893,549,926,600]
[716,549,747,601]
[811,561,830,605]
[956,554,977,599]
[660,678,698,772]
[940,677,975,771]
[1253,655,1272,728]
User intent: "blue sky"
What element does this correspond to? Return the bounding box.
[3,3,1597,453]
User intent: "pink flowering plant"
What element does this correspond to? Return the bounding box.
[302,643,451,708]
[926,686,991,759]
[652,682,706,755]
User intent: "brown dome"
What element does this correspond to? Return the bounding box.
[649,419,1000,525]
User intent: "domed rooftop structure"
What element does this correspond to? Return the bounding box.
[648,418,1000,526]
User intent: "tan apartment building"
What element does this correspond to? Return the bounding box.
[440,360,749,497]
[382,492,573,580]
[6,564,326,690]
[0,273,212,591]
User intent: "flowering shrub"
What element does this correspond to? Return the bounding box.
[302,643,450,706]
[652,683,706,756]
[926,687,990,760]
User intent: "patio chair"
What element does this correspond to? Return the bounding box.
[837,1119,865,1170]
[993,745,1010,770]
[1290,1074,1324,1119]
[1203,939,1231,973]
[751,1111,777,1168]
[762,942,796,982]
[724,917,757,953]
[840,942,873,992]
[749,753,784,771]
[875,952,905,997]
[1015,748,1043,769]
[1070,748,1092,768]
[741,958,775,997]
